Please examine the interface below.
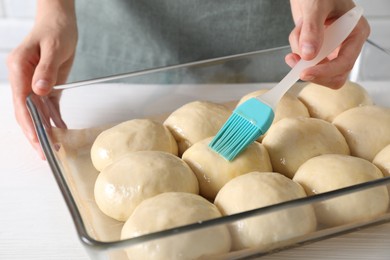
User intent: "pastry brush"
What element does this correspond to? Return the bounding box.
[209,6,363,161]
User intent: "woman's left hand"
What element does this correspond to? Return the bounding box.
[286,0,370,89]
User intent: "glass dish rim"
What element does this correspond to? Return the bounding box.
[26,41,390,253]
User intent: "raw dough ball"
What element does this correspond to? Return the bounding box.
[91,119,178,171]
[214,172,316,250]
[182,137,272,200]
[333,105,390,161]
[262,117,350,178]
[164,101,231,155]
[94,151,199,221]
[238,89,310,123]
[298,81,373,122]
[373,144,390,195]
[293,154,389,227]
[121,192,231,260]
[373,144,390,178]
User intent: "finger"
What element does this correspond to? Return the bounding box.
[300,20,325,55]
[285,52,329,72]
[47,52,75,128]
[13,94,44,157]
[308,73,349,90]
[44,94,67,129]
[33,140,46,160]
[288,18,302,55]
[301,53,354,89]
[7,48,40,146]
[7,46,49,159]
[32,40,62,96]
[285,53,301,68]
[299,8,327,60]
[300,58,350,89]
[47,56,74,129]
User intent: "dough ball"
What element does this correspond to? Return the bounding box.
[214,172,316,250]
[91,119,178,171]
[373,144,390,177]
[182,137,272,200]
[262,117,350,178]
[94,151,199,221]
[293,154,389,227]
[333,105,390,161]
[238,89,310,123]
[164,101,231,155]
[298,81,373,122]
[373,144,390,195]
[121,192,231,260]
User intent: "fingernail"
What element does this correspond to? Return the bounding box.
[35,79,50,92]
[302,44,316,57]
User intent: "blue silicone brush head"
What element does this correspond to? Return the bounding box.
[209,97,274,161]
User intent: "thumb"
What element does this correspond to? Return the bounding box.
[32,44,61,96]
[299,9,327,61]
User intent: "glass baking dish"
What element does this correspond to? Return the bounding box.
[27,40,390,260]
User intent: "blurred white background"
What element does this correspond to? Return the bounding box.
[0,0,389,84]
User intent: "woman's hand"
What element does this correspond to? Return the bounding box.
[286,0,370,89]
[7,0,77,159]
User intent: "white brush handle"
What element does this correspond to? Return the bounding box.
[258,6,363,109]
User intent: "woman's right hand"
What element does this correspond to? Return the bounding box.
[7,0,78,159]
[286,0,370,89]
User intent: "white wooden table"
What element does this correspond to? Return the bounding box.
[1,83,389,260]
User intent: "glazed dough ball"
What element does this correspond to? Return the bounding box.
[214,172,316,250]
[121,192,231,260]
[94,151,199,221]
[333,105,390,161]
[164,101,231,155]
[294,154,389,227]
[262,117,350,178]
[238,89,310,123]
[182,137,272,200]
[298,81,373,122]
[91,119,178,171]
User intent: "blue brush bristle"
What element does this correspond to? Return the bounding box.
[209,97,274,161]
[209,113,262,160]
